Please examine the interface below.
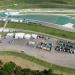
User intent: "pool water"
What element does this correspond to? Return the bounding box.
[0,12,75,28]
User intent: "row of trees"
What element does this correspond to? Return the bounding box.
[0,60,61,75]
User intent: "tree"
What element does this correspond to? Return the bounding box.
[22,68,32,75]
[0,61,61,75]
[1,61,16,75]
[14,66,23,75]
[0,70,9,75]
[0,60,3,68]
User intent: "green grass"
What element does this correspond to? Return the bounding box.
[0,21,5,27]
[8,4,75,9]
[1,0,75,4]
[19,12,75,16]
[0,0,75,9]
[0,21,14,35]
[6,22,75,40]
[19,12,75,15]
[0,51,75,75]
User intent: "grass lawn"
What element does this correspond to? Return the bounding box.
[0,0,75,9]
[6,22,75,40]
[0,55,46,70]
[19,12,75,15]
[8,4,75,9]
[0,21,5,27]
[0,51,75,75]
[0,0,75,4]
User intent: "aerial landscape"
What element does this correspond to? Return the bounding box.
[0,0,75,75]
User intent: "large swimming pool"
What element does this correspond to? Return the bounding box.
[0,12,75,28]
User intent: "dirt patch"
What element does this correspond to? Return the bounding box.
[0,55,48,70]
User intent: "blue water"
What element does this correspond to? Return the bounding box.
[0,12,75,28]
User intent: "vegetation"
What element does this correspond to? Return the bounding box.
[0,51,75,75]
[0,55,46,71]
[0,61,60,75]
[0,0,75,4]
[0,0,75,9]
[6,22,75,40]
[19,12,75,15]
[0,21,4,27]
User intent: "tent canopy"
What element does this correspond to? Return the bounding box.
[31,34,37,39]
[24,34,31,40]
[15,33,25,39]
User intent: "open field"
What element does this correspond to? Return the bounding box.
[0,0,75,5]
[0,55,46,70]
[19,12,75,15]
[0,21,5,27]
[0,0,75,9]
[0,51,75,75]
[5,22,75,40]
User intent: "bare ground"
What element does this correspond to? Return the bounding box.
[0,55,47,70]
